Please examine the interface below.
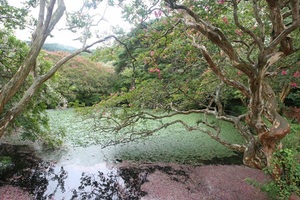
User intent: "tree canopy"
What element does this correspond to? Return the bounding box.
[93,0,300,170]
[0,0,122,141]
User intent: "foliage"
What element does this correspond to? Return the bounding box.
[95,1,267,113]
[98,1,298,113]
[270,48,300,107]
[286,90,300,107]
[250,149,300,199]
[97,18,226,110]
[45,51,115,107]
[0,0,28,29]
[0,156,12,171]
[282,122,300,152]
[93,0,300,169]
[91,46,118,63]
[0,29,61,145]
[0,0,126,142]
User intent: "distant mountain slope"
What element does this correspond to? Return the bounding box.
[42,43,77,52]
[25,41,77,52]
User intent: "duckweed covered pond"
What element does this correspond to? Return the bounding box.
[46,108,245,165]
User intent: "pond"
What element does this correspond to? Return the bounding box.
[0,109,244,199]
[45,109,244,164]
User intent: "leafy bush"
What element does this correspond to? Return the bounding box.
[250,149,300,199]
[282,122,300,152]
[69,100,85,108]
[285,90,300,107]
[0,156,13,171]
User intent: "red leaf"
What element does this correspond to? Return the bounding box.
[293,71,300,78]
[150,51,155,57]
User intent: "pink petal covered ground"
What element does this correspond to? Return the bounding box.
[139,164,271,200]
[0,185,33,200]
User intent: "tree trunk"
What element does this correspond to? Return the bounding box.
[0,0,66,138]
[279,84,291,104]
[243,81,290,169]
[162,0,299,170]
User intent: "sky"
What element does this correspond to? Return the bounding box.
[9,0,131,48]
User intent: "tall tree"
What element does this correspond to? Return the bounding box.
[104,0,300,169]
[0,0,117,138]
[171,0,299,169]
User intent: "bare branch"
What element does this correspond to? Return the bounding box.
[192,41,250,98]
[266,0,300,55]
[47,0,66,35]
[252,0,266,44]
[36,0,46,33]
[199,124,245,152]
[232,0,264,50]
[95,108,246,152]
[43,0,56,37]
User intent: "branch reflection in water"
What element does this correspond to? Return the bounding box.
[28,162,143,200]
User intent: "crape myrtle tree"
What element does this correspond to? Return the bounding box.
[0,0,122,139]
[161,0,300,169]
[96,17,211,109]
[95,0,300,169]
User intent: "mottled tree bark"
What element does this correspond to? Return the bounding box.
[165,0,300,168]
[0,0,66,137]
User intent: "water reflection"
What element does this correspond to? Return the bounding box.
[25,162,143,200]
[0,144,144,199]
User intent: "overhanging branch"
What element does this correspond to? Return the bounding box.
[94,108,246,151]
[0,35,128,137]
[192,42,250,98]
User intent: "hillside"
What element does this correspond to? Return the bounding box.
[44,51,115,107]
[25,41,77,52]
[42,43,77,52]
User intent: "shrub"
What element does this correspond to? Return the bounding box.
[258,149,300,199]
[282,122,300,152]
